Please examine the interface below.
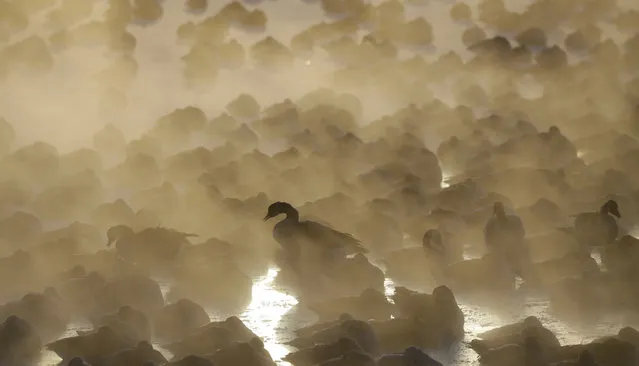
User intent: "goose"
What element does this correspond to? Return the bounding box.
[89,306,151,343]
[422,229,451,282]
[153,299,210,342]
[484,202,530,278]
[47,326,134,364]
[106,225,197,266]
[287,314,381,357]
[163,317,256,359]
[571,200,620,248]
[423,229,446,262]
[0,315,41,365]
[485,202,526,249]
[263,201,367,272]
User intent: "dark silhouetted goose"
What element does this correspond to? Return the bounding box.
[471,316,560,361]
[422,229,446,262]
[392,286,464,343]
[106,225,197,267]
[422,229,454,282]
[571,200,620,248]
[163,317,256,359]
[485,202,526,249]
[0,315,41,365]
[484,202,530,278]
[154,299,210,342]
[89,305,151,343]
[287,313,380,357]
[264,201,367,271]
[47,326,134,364]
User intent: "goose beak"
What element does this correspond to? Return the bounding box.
[107,238,114,247]
[611,208,621,218]
[263,214,272,221]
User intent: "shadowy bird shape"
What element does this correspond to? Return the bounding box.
[264,201,367,271]
[566,200,621,248]
[484,202,529,278]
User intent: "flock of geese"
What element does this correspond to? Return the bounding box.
[0,0,638,366]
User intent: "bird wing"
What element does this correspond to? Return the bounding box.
[299,220,368,253]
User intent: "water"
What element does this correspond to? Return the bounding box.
[240,268,299,365]
[11,0,639,364]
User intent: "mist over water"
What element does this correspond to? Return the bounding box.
[0,0,638,365]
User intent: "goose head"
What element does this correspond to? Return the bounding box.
[601,200,621,218]
[263,201,298,221]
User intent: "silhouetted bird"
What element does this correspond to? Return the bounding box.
[264,201,367,273]
[484,202,529,278]
[572,200,620,248]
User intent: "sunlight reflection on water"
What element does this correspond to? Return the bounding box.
[240,268,298,365]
